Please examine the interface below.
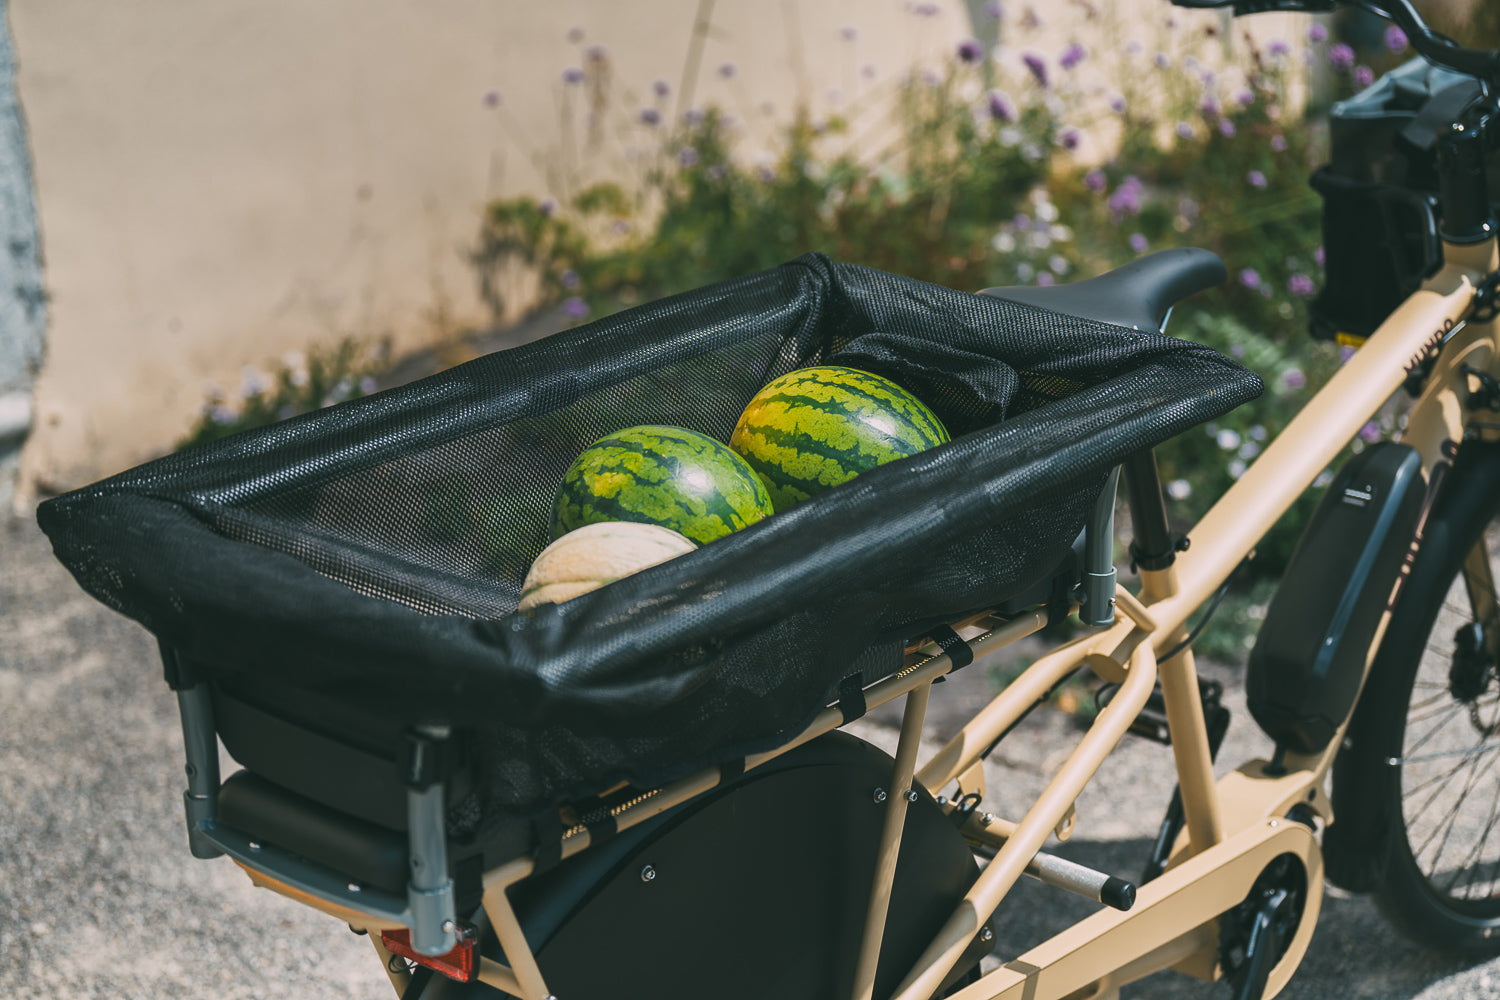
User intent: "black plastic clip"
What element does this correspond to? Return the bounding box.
[1462,363,1500,411]
[1475,271,1500,324]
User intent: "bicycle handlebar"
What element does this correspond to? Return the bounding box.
[1170,0,1500,86]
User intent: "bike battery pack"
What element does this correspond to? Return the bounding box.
[1247,442,1424,755]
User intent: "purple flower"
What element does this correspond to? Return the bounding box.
[1109,94,1127,114]
[1059,127,1080,150]
[1313,245,1326,267]
[1270,135,1288,153]
[718,62,737,79]
[585,44,608,62]
[1236,87,1256,107]
[1359,421,1382,443]
[538,196,557,217]
[957,38,984,64]
[1219,118,1237,138]
[1354,65,1375,88]
[1385,25,1408,54]
[1247,170,1267,189]
[1239,267,1262,291]
[912,2,941,16]
[1084,169,1107,193]
[481,89,502,108]
[563,296,589,320]
[1060,43,1087,71]
[984,1,1004,18]
[1108,175,1144,219]
[1268,39,1290,59]
[560,269,580,289]
[861,63,878,80]
[562,66,585,85]
[706,164,726,181]
[652,79,671,98]
[678,146,699,167]
[1022,51,1049,88]
[840,25,858,41]
[1175,121,1195,140]
[638,107,661,126]
[1036,271,1056,287]
[1328,43,1356,73]
[682,108,705,126]
[1308,23,1328,44]
[986,89,1016,123]
[1289,273,1316,298]
[1154,52,1171,70]
[1129,232,1149,253]
[1340,344,1357,363]
[1199,95,1221,117]
[1283,367,1307,390]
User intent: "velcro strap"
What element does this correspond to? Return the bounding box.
[531,808,566,874]
[839,673,868,724]
[929,625,974,670]
[583,809,618,846]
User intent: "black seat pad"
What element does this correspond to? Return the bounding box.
[980,248,1226,333]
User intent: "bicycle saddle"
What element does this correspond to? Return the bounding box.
[979,247,1227,333]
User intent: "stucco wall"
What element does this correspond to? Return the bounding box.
[9,0,1304,496]
[0,0,45,510]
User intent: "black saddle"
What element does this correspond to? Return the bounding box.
[981,247,1227,333]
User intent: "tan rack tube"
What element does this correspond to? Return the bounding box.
[852,681,933,1000]
[891,638,1161,1000]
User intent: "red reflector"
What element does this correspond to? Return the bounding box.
[380,926,477,983]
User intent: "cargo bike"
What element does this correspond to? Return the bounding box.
[36,1,1500,997]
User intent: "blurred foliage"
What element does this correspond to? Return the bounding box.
[178,338,385,449]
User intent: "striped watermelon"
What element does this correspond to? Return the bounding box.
[552,425,775,545]
[729,366,949,510]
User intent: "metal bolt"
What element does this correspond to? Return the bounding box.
[442,920,458,934]
[641,864,657,883]
[906,790,919,802]
[980,812,995,826]
[347,882,362,894]
[873,788,888,804]
[980,927,995,943]
[936,795,948,806]
[247,841,261,851]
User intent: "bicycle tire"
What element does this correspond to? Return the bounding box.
[1347,440,1500,953]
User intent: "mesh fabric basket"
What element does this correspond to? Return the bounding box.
[39,253,1262,829]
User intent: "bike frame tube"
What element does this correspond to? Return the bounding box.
[1150,243,1496,645]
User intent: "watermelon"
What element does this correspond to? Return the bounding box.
[552,425,775,545]
[729,366,949,510]
[519,521,697,611]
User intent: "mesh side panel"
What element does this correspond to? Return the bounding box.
[39,253,1262,829]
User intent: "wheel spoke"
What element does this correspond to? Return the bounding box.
[1409,743,1500,884]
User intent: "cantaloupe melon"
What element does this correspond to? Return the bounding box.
[518,521,698,611]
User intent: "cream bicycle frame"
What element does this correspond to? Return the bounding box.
[259,241,1500,1000]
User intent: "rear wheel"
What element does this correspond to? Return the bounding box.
[1356,445,1500,952]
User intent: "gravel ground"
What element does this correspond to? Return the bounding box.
[4,510,1499,999]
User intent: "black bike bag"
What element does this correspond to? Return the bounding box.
[1247,442,1424,755]
[1309,57,1500,344]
